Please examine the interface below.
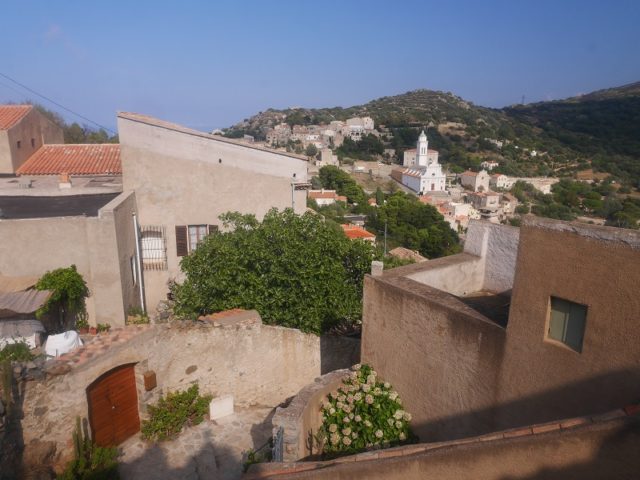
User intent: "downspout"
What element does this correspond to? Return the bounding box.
[132,212,146,312]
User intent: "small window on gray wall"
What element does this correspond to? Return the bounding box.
[548,297,587,352]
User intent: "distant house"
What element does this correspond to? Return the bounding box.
[0,104,63,174]
[341,224,376,244]
[308,189,347,206]
[490,173,511,189]
[459,169,490,192]
[388,247,427,263]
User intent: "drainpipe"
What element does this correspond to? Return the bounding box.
[132,212,146,312]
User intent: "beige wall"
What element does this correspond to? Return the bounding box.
[118,115,308,311]
[0,108,63,174]
[496,218,640,427]
[265,418,640,480]
[362,275,506,442]
[0,191,138,326]
[361,218,640,442]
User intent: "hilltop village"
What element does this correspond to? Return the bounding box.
[0,96,639,480]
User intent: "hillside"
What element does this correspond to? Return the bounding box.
[226,82,640,185]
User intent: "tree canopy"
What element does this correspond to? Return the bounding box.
[318,166,367,206]
[172,209,374,334]
[367,191,461,258]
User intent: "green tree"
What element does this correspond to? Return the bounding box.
[35,265,89,332]
[367,191,460,258]
[305,144,318,158]
[172,209,374,334]
[318,166,366,205]
[375,187,384,206]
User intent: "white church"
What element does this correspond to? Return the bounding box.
[395,131,447,194]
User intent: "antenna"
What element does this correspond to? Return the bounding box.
[521,95,525,105]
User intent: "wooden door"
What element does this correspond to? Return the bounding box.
[87,364,140,446]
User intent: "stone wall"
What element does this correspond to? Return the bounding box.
[272,369,350,462]
[16,311,345,470]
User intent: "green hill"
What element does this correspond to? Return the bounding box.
[226,82,640,186]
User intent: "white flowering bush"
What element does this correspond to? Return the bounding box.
[319,364,413,455]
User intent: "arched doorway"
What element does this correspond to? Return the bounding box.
[86,364,140,446]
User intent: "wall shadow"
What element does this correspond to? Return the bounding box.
[412,368,640,443]
[319,334,360,374]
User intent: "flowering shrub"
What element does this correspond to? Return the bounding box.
[319,364,413,455]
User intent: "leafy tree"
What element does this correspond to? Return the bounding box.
[367,191,460,258]
[375,187,384,206]
[305,143,319,158]
[318,166,366,205]
[172,209,374,334]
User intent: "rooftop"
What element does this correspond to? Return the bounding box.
[0,193,119,219]
[118,111,308,163]
[341,224,376,240]
[0,105,32,130]
[0,175,122,196]
[17,144,121,176]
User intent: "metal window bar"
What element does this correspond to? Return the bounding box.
[140,225,168,271]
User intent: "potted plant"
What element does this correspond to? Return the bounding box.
[76,317,90,335]
[96,323,111,334]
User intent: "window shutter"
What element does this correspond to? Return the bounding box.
[175,225,188,257]
[208,225,219,235]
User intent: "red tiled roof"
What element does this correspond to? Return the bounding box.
[461,170,479,177]
[0,105,32,130]
[17,144,121,176]
[341,224,376,240]
[309,190,340,199]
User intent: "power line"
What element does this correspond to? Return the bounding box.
[0,71,116,134]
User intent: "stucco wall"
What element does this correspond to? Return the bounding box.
[0,191,137,326]
[361,275,506,442]
[118,115,309,311]
[496,217,640,428]
[257,417,640,480]
[1,108,64,174]
[19,314,326,466]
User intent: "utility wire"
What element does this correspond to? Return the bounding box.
[0,71,116,134]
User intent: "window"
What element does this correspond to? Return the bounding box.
[16,140,21,149]
[140,225,167,270]
[548,297,587,352]
[175,224,219,256]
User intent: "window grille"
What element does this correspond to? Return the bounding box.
[140,225,168,271]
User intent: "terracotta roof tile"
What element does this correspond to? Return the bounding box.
[17,144,121,176]
[0,105,32,130]
[341,224,376,240]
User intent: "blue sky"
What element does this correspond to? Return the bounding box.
[2,0,639,131]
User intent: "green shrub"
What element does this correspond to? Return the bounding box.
[141,384,212,442]
[319,364,414,456]
[0,342,34,362]
[58,417,119,480]
[96,324,111,333]
[36,265,89,321]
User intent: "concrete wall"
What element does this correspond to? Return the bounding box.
[118,114,309,311]
[19,313,327,466]
[362,274,507,442]
[496,217,640,428]
[405,221,519,296]
[361,218,640,443]
[0,191,138,326]
[257,417,640,480]
[0,108,63,174]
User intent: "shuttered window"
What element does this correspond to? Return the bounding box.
[175,224,218,256]
[548,297,587,353]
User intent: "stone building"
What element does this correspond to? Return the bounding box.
[459,169,491,192]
